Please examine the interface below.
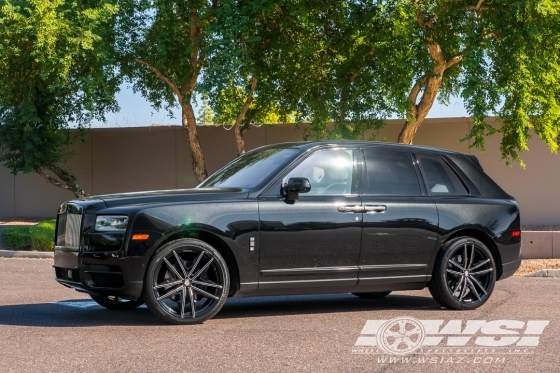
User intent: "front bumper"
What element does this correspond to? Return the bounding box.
[53,248,143,300]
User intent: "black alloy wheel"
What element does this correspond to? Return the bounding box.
[351,291,391,299]
[144,238,230,324]
[89,294,144,310]
[429,237,496,310]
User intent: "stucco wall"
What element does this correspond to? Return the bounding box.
[0,118,558,225]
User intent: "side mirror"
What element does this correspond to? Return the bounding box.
[282,177,311,201]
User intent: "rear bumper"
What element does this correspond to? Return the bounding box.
[500,254,522,280]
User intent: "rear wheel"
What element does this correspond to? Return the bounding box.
[429,237,496,310]
[89,294,144,310]
[351,291,391,299]
[144,238,230,325]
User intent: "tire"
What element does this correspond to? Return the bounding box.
[144,238,230,325]
[351,291,391,299]
[429,237,496,310]
[90,294,144,310]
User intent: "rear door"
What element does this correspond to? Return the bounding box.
[358,147,439,286]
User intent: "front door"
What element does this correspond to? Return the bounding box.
[358,148,439,286]
[257,148,362,290]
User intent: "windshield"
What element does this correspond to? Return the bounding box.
[198,147,298,189]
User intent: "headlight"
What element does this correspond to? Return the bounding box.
[95,216,129,231]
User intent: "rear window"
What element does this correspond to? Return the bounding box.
[362,149,421,195]
[417,155,468,195]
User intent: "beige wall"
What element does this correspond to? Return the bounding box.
[1,118,559,225]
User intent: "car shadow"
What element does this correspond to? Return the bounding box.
[0,293,442,327]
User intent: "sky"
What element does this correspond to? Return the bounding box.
[92,84,471,128]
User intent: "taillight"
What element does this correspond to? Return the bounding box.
[511,230,521,237]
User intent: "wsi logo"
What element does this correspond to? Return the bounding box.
[354,317,549,355]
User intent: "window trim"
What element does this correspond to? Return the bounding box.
[360,147,424,197]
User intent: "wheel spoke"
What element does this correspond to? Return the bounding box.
[156,285,183,301]
[449,259,464,271]
[163,257,183,280]
[192,286,220,300]
[470,259,490,271]
[173,251,188,278]
[192,280,223,289]
[468,244,475,269]
[469,275,488,295]
[154,279,183,289]
[180,287,186,318]
[458,277,468,301]
[187,251,205,277]
[188,287,196,318]
[446,269,462,277]
[471,268,493,276]
[192,258,214,280]
[466,277,481,300]
[463,244,468,269]
[451,275,464,295]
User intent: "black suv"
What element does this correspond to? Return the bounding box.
[54,141,521,324]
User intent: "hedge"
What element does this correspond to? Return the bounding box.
[1,219,56,251]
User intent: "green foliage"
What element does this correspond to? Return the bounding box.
[30,219,56,251]
[197,98,215,125]
[1,226,31,250]
[0,0,120,179]
[200,0,299,131]
[279,0,560,164]
[1,220,56,251]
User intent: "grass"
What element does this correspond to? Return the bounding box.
[1,219,56,251]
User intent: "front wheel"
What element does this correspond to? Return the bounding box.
[144,238,230,324]
[89,294,144,310]
[429,237,496,310]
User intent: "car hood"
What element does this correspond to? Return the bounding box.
[79,188,249,209]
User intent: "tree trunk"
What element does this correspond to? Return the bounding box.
[37,165,85,198]
[397,75,443,144]
[233,76,258,156]
[181,103,208,182]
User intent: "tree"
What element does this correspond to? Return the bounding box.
[201,0,300,155]
[296,0,560,165]
[197,98,215,125]
[118,0,222,181]
[0,0,120,197]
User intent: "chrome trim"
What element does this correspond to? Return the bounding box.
[358,275,430,285]
[54,246,80,252]
[261,266,359,275]
[359,264,427,270]
[259,278,357,289]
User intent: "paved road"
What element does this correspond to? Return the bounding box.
[0,258,558,373]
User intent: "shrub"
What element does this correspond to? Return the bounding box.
[1,219,56,251]
[1,226,31,250]
[30,219,56,251]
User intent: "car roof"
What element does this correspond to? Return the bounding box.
[251,140,463,156]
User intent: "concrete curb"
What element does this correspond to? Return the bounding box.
[524,269,560,278]
[0,250,53,259]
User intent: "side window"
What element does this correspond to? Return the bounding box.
[362,149,421,195]
[417,155,468,195]
[267,149,356,196]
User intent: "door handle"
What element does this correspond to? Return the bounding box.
[364,205,387,213]
[337,205,364,213]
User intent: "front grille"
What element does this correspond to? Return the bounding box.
[55,267,81,283]
[57,213,82,247]
[91,273,124,288]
